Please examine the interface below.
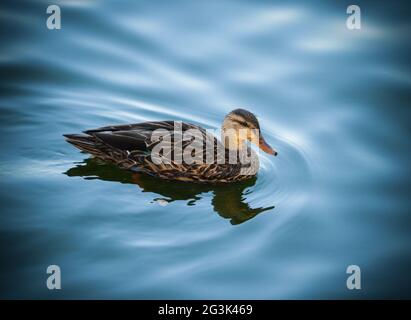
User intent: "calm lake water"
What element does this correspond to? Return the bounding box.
[1,0,411,299]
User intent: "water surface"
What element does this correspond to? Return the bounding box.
[1,0,411,298]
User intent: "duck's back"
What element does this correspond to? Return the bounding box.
[64,121,257,183]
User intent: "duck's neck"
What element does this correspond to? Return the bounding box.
[221,127,259,175]
[221,128,247,152]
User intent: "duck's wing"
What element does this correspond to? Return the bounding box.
[66,121,221,173]
[82,121,204,153]
[84,121,178,135]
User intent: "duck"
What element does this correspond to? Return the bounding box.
[64,108,277,183]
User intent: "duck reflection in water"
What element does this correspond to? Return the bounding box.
[64,158,275,225]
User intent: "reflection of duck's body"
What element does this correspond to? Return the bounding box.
[65,158,275,225]
[64,109,277,183]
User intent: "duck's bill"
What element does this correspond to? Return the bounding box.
[259,137,278,156]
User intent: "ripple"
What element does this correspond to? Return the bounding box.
[2,0,411,299]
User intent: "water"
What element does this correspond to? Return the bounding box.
[1,0,411,299]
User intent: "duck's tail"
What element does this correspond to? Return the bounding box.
[63,134,102,156]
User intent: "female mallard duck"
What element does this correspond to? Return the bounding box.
[64,108,277,183]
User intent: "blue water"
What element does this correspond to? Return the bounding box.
[1,0,411,299]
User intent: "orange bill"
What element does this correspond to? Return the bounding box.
[259,137,277,156]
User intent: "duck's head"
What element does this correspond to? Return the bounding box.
[222,108,277,156]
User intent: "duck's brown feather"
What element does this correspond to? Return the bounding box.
[64,121,255,183]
